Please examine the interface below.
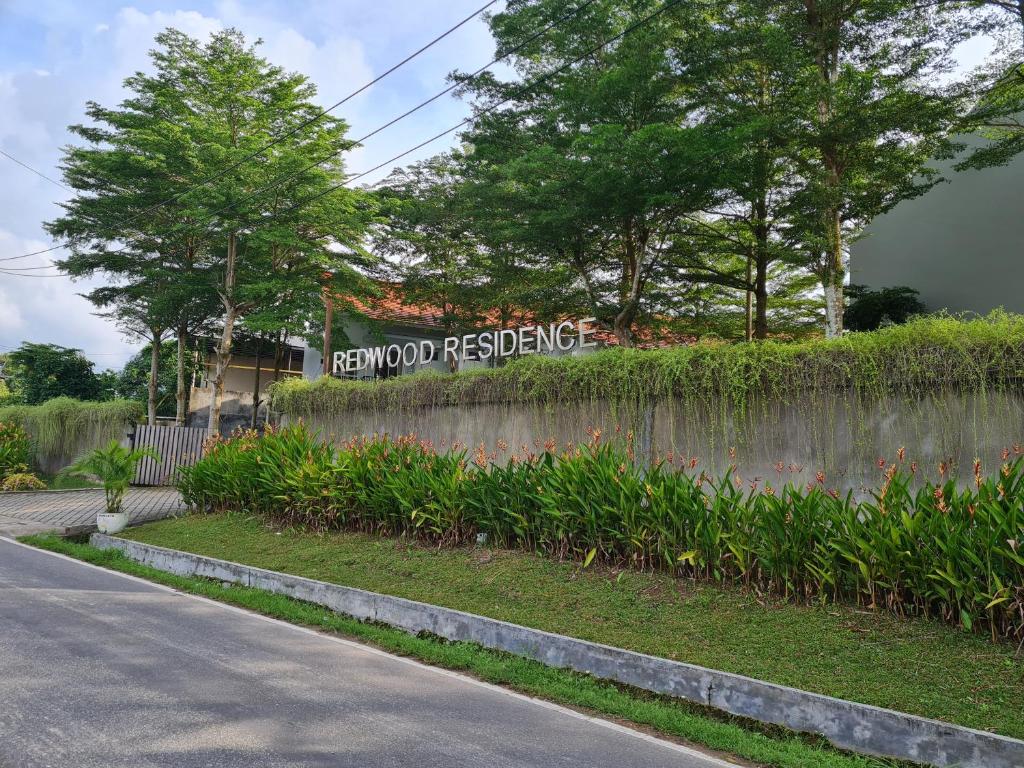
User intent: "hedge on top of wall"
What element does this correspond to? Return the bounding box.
[0,397,143,473]
[270,313,1024,419]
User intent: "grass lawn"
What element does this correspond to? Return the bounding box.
[119,512,1024,741]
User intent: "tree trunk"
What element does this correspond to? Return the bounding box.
[805,0,845,337]
[147,332,162,427]
[208,233,239,434]
[208,308,237,434]
[273,331,283,383]
[823,206,844,338]
[251,341,262,429]
[754,251,769,340]
[823,280,841,338]
[174,325,188,427]
[751,191,772,339]
[744,255,753,342]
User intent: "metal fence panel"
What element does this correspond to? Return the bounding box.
[132,425,208,486]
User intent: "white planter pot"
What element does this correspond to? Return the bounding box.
[96,511,129,534]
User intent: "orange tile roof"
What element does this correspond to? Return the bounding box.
[334,283,695,349]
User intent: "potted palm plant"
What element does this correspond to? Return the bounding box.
[65,440,159,534]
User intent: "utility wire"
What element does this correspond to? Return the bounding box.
[279,0,680,220]
[198,0,599,232]
[0,244,65,263]
[0,270,65,277]
[0,149,71,192]
[3,0,677,278]
[0,1,498,264]
[4,0,596,275]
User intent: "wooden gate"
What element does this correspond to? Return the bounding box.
[132,425,209,486]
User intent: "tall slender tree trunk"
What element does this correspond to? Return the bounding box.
[805,0,845,337]
[822,205,844,337]
[251,340,262,429]
[175,325,188,426]
[754,252,769,340]
[208,233,239,434]
[752,194,770,340]
[744,255,753,342]
[147,330,162,427]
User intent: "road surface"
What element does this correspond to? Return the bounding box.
[0,538,738,768]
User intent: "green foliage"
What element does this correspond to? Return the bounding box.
[180,422,1024,643]
[0,422,32,479]
[117,342,188,417]
[955,4,1023,173]
[271,314,1024,416]
[0,398,143,471]
[1,473,47,492]
[4,343,104,404]
[65,440,159,515]
[844,286,927,332]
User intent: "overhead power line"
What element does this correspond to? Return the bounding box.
[0,1,498,264]
[3,0,679,279]
[281,0,681,219]
[203,0,600,230]
[2,0,598,277]
[0,149,71,192]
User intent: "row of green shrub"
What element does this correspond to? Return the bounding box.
[270,314,1024,417]
[179,424,1024,643]
[0,397,141,473]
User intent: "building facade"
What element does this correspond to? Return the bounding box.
[851,134,1024,315]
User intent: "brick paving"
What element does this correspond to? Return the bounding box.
[0,488,185,538]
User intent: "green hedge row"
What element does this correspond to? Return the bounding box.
[179,424,1024,643]
[270,313,1024,417]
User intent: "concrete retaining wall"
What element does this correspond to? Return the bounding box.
[284,386,1024,495]
[92,534,1024,768]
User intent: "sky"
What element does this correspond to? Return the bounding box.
[0,0,507,370]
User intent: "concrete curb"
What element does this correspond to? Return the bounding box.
[91,534,1024,768]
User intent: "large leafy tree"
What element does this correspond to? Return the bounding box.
[4,343,103,404]
[50,28,373,431]
[377,156,491,352]
[779,0,970,336]
[48,30,220,425]
[455,0,726,346]
[670,0,818,339]
[162,29,373,431]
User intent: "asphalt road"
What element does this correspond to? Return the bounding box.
[0,538,738,768]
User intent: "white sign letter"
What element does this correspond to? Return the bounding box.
[579,317,597,349]
[555,321,576,351]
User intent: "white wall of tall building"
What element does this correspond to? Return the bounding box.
[851,135,1024,315]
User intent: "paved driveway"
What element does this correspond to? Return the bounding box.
[0,538,738,768]
[0,488,184,537]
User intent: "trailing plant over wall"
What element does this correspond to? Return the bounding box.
[0,398,142,472]
[179,425,1024,643]
[270,314,1024,418]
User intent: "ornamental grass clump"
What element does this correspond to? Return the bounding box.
[178,424,1024,643]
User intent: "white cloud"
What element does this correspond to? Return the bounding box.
[0,231,138,369]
